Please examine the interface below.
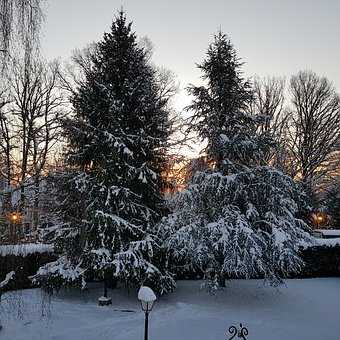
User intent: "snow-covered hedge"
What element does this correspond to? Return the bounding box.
[300,237,340,249]
[0,244,56,291]
[0,244,54,257]
[317,238,340,247]
[296,239,340,278]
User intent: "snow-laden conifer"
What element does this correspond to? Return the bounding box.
[34,11,175,295]
[160,32,312,290]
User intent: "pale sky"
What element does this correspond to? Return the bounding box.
[41,0,340,112]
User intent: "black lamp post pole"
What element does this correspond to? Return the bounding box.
[144,311,149,340]
[103,279,107,298]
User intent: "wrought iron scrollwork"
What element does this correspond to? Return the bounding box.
[227,323,249,340]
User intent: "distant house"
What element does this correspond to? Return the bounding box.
[0,179,54,244]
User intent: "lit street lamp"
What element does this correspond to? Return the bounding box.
[6,212,22,242]
[138,286,156,340]
[311,211,327,229]
[10,212,19,223]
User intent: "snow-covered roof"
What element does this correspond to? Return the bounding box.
[138,286,156,302]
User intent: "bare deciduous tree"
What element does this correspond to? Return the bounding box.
[0,57,66,239]
[252,76,286,134]
[0,0,43,64]
[287,71,340,191]
[251,76,293,172]
[0,87,13,187]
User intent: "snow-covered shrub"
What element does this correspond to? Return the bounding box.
[31,256,86,291]
[160,167,312,288]
[158,32,313,290]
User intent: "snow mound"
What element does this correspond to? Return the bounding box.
[98,296,112,302]
[1,279,340,340]
[138,286,156,302]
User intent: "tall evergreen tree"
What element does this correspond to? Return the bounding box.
[187,32,272,172]
[160,32,312,290]
[34,11,175,295]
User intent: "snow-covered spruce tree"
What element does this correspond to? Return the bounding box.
[159,32,312,290]
[33,11,175,295]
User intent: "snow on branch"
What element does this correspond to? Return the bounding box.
[0,271,15,289]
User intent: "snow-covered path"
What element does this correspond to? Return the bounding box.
[1,279,339,340]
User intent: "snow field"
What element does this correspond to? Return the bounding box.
[1,279,340,340]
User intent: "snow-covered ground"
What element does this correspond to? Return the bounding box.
[1,279,340,340]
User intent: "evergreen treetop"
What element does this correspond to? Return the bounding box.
[187,32,272,172]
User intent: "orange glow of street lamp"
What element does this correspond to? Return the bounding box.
[311,212,328,228]
[316,215,324,223]
[8,212,21,224]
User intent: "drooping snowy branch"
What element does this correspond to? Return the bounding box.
[0,271,15,289]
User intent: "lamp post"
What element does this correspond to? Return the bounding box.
[138,286,156,340]
[10,212,19,223]
[311,211,327,229]
[6,212,21,242]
